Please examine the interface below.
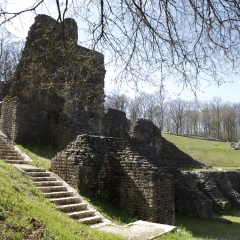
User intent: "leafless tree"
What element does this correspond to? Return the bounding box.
[185,100,200,135]
[0,27,23,99]
[1,0,240,91]
[168,98,189,134]
[128,96,143,123]
[222,102,237,141]
[104,90,129,112]
[210,97,223,139]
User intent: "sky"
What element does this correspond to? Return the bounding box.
[3,0,240,103]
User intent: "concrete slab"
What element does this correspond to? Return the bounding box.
[96,220,177,239]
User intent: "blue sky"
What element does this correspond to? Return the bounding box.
[105,68,240,103]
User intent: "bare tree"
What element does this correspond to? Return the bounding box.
[222,102,237,141]
[1,0,240,91]
[128,96,143,123]
[104,90,129,112]
[210,97,223,139]
[0,27,23,99]
[185,100,200,135]
[168,98,189,134]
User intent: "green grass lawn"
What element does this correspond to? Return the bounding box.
[162,133,240,169]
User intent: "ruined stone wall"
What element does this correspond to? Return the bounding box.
[1,101,17,140]
[1,101,48,143]
[103,108,130,140]
[167,168,240,218]
[2,15,105,146]
[52,134,175,224]
[103,111,206,169]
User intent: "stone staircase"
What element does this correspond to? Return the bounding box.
[0,134,30,164]
[20,166,103,225]
[0,132,105,226]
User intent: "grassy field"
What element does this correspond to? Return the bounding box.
[162,133,240,169]
[1,138,240,239]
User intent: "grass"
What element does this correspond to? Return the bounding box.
[83,196,137,225]
[161,209,240,240]
[17,144,59,169]
[0,160,123,240]
[162,133,240,169]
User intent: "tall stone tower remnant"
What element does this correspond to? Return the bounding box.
[1,15,105,147]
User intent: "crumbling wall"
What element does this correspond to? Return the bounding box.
[167,168,240,218]
[103,108,130,140]
[1,15,105,146]
[103,113,205,169]
[52,134,175,224]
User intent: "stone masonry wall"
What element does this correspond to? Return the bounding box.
[1,101,17,140]
[1,101,48,143]
[2,15,105,146]
[167,168,240,218]
[51,134,175,224]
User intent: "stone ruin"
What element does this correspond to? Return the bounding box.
[1,14,105,146]
[1,15,240,225]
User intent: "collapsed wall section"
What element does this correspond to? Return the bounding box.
[167,168,240,218]
[51,134,175,224]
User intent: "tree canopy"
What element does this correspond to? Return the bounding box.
[1,0,240,92]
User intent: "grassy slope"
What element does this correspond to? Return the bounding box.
[162,133,240,168]
[0,161,123,240]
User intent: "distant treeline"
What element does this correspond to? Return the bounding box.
[105,90,240,142]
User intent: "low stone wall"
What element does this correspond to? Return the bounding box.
[52,134,175,224]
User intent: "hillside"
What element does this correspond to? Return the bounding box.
[0,160,122,240]
[162,133,240,169]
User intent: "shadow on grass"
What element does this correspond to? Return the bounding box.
[82,194,137,225]
[19,144,60,160]
[175,209,240,239]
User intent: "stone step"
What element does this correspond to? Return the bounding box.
[30,176,57,182]
[57,203,87,212]
[0,148,15,151]
[37,185,68,193]
[77,215,102,225]
[44,191,74,198]
[25,172,51,177]
[2,155,24,160]
[23,168,47,172]
[50,196,81,205]
[33,181,63,187]
[68,210,95,219]
[0,151,21,156]
[4,160,30,164]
